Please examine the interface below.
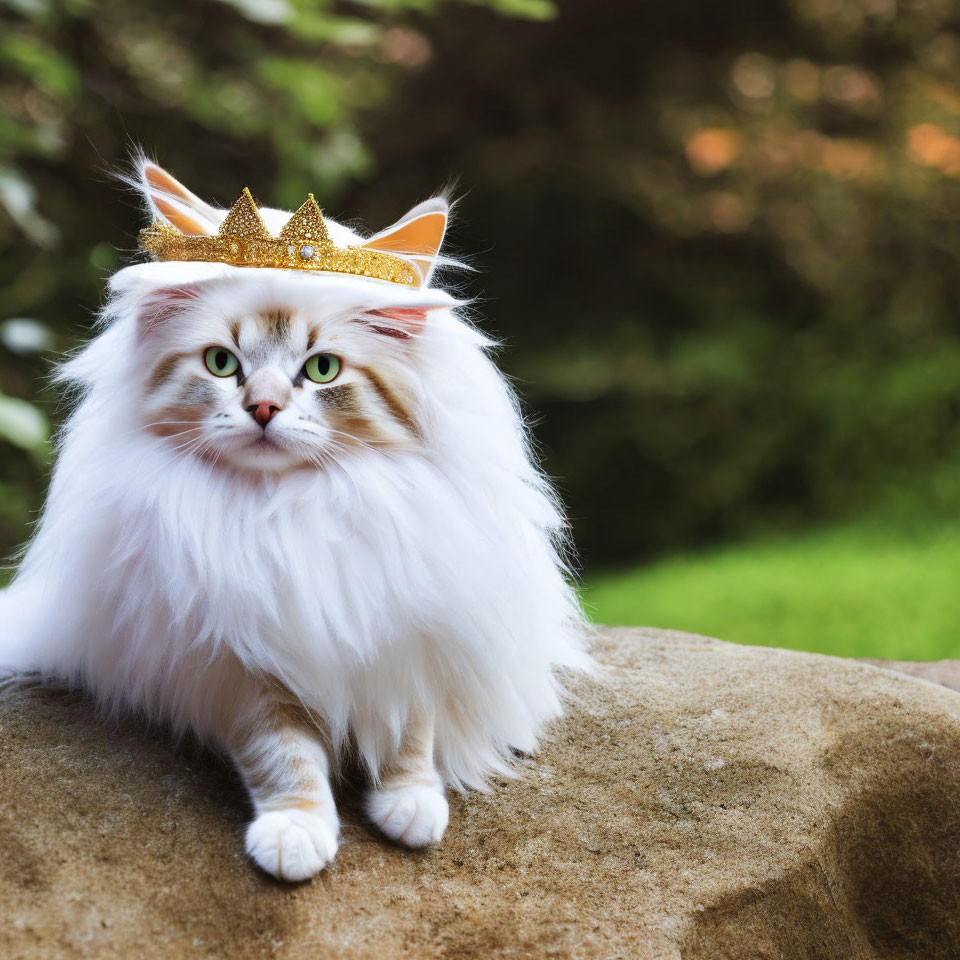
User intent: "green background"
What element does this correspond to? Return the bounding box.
[3,0,960,659]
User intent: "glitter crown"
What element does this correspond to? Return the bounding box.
[138,188,421,286]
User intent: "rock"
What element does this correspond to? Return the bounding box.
[861,657,960,693]
[2,627,960,959]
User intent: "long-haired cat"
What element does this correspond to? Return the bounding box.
[0,160,588,881]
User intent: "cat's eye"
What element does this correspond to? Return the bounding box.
[304,353,341,384]
[204,347,240,378]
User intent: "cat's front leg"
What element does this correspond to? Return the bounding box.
[227,693,340,882]
[365,708,449,847]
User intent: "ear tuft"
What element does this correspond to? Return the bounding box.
[137,160,220,237]
[362,198,448,286]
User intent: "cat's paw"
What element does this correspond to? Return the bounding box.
[245,809,339,882]
[365,783,449,848]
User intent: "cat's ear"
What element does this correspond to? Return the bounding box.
[361,198,448,287]
[137,161,220,237]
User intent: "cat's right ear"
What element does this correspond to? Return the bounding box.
[136,160,219,236]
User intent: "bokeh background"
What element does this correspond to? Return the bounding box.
[2,0,960,659]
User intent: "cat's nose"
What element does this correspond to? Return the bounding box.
[242,367,292,429]
[248,401,283,428]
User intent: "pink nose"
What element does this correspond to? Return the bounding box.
[248,401,282,428]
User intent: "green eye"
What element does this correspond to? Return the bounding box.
[304,353,341,384]
[204,346,240,378]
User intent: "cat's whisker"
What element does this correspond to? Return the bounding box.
[139,420,202,429]
[324,427,389,449]
[109,420,199,445]
[164,434,217,466]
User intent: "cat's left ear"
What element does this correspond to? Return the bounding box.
[361,198,448,287]
[136,160,220,237]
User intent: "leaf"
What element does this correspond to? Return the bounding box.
[0,317,55,355]
[0,392,49,453]
[0,33,82,102]
[212,0,292,25]
[0,167,59,247]
[256,59,349,126]
[465,0,556,21]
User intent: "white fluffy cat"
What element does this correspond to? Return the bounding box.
[0,160,588,881]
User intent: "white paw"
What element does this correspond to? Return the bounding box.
[245,809,339,882]
[365,783,449,848]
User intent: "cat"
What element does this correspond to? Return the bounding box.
[0,159,589,881]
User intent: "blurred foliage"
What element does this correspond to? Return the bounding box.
[3,0,960,571]
[347,0,960,566]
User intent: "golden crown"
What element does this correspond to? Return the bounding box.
[138,188,420,286]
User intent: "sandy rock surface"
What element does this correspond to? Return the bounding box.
[2,627,960,959]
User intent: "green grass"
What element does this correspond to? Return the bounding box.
[582,520,960,660]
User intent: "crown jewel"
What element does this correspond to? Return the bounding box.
[138,188,420,286]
